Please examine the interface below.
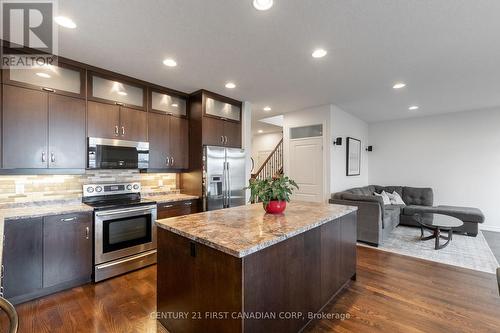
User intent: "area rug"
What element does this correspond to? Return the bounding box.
[359,226,499,274]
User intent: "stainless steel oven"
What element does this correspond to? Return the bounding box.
[94,204,157,282]
[88,137,149,169]
[83,182,157,282]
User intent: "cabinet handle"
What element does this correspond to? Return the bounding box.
[163,204,174,208]
[115,102,124,106]
[166,157,170,166]
[220,136,224,144]
[42,151,46,162]
[184,202,192,206]
[61,217,77,222]
[224,136,228,144]
[85,226,90,240]
[1,265,4,279]
[50,152,55,163]
[114,125,119,136]
[171,157,174,166]
[121,126,125,136]
[41,87,55,93]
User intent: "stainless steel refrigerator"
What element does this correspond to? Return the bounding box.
[203,146,246,211]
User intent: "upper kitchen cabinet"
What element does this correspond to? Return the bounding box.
[87,101,147,142]
[3,62,85,98]
[88,73,146,110]
[2,84,86,170]
[192,90,242,148]
[205,97,241,122]
[151,89,187,117]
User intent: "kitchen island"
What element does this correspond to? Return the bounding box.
[155,202,357,333]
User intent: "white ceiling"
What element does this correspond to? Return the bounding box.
[57,0,500,127]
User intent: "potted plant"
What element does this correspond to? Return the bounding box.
[247,175,299,214]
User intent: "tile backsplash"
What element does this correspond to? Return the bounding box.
[0,170,178,204]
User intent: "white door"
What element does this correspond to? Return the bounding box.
[289,137,323,202]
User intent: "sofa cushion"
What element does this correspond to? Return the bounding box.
[402,187,433,206]
[383,205,401,229]
[402,205,438,216]
[379,186,403,197]
[436,205,485,223]
[346,186,377,197]
[342,193,383,205]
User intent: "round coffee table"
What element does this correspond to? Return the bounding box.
[413,213,464,250]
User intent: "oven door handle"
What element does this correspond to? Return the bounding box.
[95,205,157,217]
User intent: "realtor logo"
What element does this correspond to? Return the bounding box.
[1,0,58,68]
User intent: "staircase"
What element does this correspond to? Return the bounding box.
[251,138,283,181]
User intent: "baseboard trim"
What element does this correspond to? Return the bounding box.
[480,225,500,233]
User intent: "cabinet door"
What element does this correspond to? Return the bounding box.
[148,112,170,169]
[2,85,48,168]
[119,107,147,142]
[169,116,189,169]
[43,213,93,288]
[202,116,225,146]
[157,200,198,219]
[87,101,120,139]
[151,91,187,117]
[48,94,86,168]
[224,120,242,148]
[3,218,43,300]
[91,75,144,109]
[205,97,241,121]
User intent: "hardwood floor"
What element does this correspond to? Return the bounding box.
[2,246,499,333]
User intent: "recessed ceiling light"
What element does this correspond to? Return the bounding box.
[312,49,327,58]
[225,82,236,89]
[36,72,51,78]
[408,105,419,111]
[258,130,264,133]
[54,16,77,29]
[117,91,127,96]
[163,58,177,67]
[172,103,179,107]
[263,106,272,111]
[253,0,273,11]
[393,82,406,89]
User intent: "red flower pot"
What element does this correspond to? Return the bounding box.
[264,200,287,214]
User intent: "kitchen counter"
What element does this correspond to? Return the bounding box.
[156,201,357,257]
[144,193,198,204]
[0,201,94,221]
[156,201,358,333]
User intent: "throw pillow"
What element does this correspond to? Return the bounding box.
[389,191,406,205]
[374,191,391,205]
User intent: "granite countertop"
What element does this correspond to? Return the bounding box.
[156,202,357,258]
[0,201,94,220]
[144,193,199,204]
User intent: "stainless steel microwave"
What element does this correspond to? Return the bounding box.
[88,137,149,169]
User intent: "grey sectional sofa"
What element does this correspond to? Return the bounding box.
[330,185,484,246]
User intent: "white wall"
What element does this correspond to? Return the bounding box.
[242,102,253,203]
[332,106,369,192]
[283,105,332,202]
[368,107,500,231]
[251,132,283,170]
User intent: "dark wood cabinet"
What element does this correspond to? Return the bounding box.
[224,120,242,148]
[157,200,198,220]
[88,101,147,141]
[3,218,44,303]
[148,112,189,170]
[202,116,225,146]
[48,94,86,168]
[2,85,48,169]
[87,101,120,139]
[169,116,189,169]
[43,213,93,288]
[120,106,147,142]
[2,85,86,170]
[2,212,93,304]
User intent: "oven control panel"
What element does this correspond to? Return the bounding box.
[83,182,141,197]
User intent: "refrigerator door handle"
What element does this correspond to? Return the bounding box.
[226,162,231,207]
[222,161,227,208]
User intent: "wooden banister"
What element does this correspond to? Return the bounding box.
[251,138,283,181]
